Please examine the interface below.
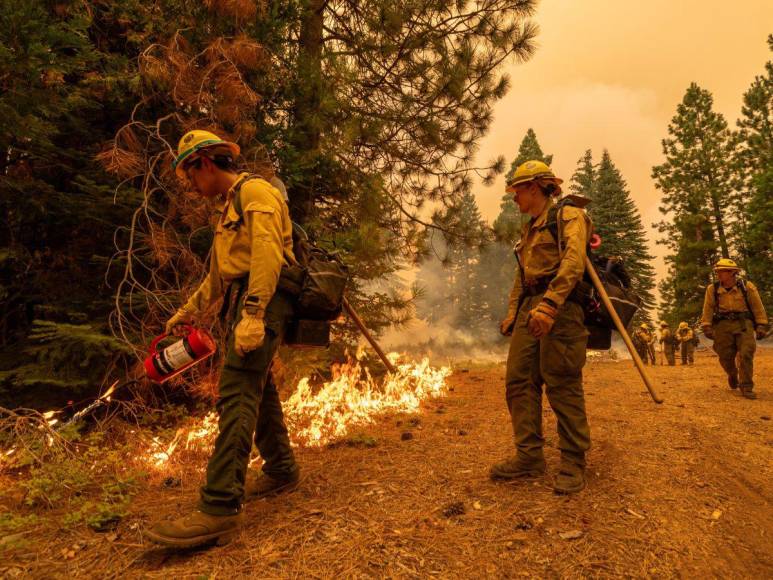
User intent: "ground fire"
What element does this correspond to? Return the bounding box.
[145,354,451,466]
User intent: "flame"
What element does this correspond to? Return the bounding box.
[284,354,451,447]
[144,354,450,466]
[100,380,120,400]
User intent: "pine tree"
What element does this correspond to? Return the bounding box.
[653,83,736,323]
[734,35,773,312]
[591,151,656,322]
[569,150,596,200]
[0,1,145,403]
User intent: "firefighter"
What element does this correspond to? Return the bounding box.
[145,130,300,547]
[633,324,656,365]
[659,321,676,366]
[676,322,695,365]
[701,258,768,399]
[492,160,591,494]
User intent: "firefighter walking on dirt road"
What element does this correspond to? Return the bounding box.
[633,324,656,365]
[676,322,695,366]
[145,130,301,548]
[659,321,677,366]
[701,258,769,399]
[492,160,591,495]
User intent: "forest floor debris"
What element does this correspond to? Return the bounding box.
[0,351,772,578]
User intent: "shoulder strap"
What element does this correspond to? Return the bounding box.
[713,281,720,315]
[737,280,757,324]
[230,173,260,221]
[546,198,577,244]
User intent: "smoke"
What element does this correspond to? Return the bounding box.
[380,315,508,365]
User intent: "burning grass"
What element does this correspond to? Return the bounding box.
[144,353,452,466]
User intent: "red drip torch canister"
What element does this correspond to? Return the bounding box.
[590,233,602,250]
[144,325,216,384]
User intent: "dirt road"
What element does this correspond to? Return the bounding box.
[5,350,773,578]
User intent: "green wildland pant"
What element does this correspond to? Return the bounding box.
[199,284,297,516]
[505,294,591,466]
[712,318,757,390]
[646,343,656,365]
[680,341,695,365]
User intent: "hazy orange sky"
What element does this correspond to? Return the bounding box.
[474,0,773,293]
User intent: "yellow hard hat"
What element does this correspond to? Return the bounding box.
[640,323,648,330]
[713,258,740,272]
[678,322,688,329]
[172,130,240,178]
[506,160,563,194]
[660,321,668,327]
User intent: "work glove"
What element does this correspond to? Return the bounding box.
[527,301,558,339]
[756,325,769,340]
[165,309,194,336]
[702,325,714,340]
[500,312,516,336]
[234,313,265,357]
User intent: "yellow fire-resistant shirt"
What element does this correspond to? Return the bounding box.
[181,174,296,318]
[700,280,768,327]
[505,198,591,315]
[659,328,673,344]
[676,328,694,343]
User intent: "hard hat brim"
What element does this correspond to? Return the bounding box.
[505,175,564,193]
[173,140,240,178]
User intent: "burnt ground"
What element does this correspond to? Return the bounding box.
[2,349,772,578]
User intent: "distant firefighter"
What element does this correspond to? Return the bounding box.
[659,321,677,366]
[676,322,695,365]
[701,258,769,399]
[632,324,656,365]
[493,160,591,495]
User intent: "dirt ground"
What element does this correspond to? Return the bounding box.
[3,348,773,578]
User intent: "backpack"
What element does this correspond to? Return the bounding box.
[231,175,349,322]
[544,197,642,350]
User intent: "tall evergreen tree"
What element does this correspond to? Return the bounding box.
[569,150,596,200]
[591,151,656,322]
[0,1,149,404]
[734,35,773,312]
[652,83,736,323]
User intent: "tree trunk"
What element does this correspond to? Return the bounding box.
[708,189,730,258]
[289,0,325,225]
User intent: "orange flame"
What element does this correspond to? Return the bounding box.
[284,355,451,447]
[144,354,450,466]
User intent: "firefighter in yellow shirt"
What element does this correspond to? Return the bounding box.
[701,258,768,399]
[659,322,676,366]
[146,131,300,547]
[676,322,695,365]
[492,161,591,495]
[633,324,656,365]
